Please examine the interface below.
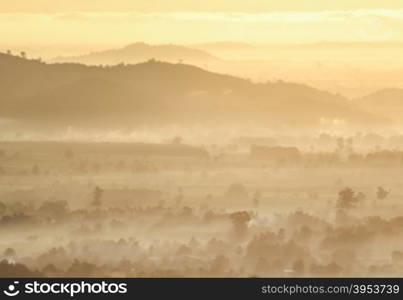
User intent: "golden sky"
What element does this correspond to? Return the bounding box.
[1,0,403,12]
[1,1,403,52]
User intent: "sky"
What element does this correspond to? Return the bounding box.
[1,0,403,13]
[1,1,403,52]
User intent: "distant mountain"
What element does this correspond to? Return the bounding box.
[48,42,403,99]
[356,88,403,122]
[0,52,386,129]
[50,43,219,65]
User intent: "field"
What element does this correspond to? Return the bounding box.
[1,139,403,277]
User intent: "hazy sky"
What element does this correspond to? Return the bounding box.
[1,0,403,12]
[1,1,403,52]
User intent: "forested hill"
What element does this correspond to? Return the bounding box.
[50,43,218,65]
[0,52,385,128]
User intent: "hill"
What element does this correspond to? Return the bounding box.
[0,52,385,129]
[50,43,218,66]
[356,88,403,122]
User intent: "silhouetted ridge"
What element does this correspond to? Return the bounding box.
[0,52,384,128]
[51,43,218,65]
[356,88,403,122]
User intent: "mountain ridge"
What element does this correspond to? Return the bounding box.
[50,42,219,65]
[0,52,387,129]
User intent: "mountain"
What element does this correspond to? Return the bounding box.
[356,88,403,122]
[50,43,219,66]
[0,52,386,129]
[49,42,403,99]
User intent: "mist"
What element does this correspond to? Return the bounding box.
[2,0,403,279]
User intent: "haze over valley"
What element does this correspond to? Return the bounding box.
[2,0,403,278]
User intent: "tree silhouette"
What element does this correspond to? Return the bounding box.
[230,211,251,238]
[0,201,6,215]
[336,187,360,209]
[3,248,16,258]
[376,186,390,200]
[91,186,103,207]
